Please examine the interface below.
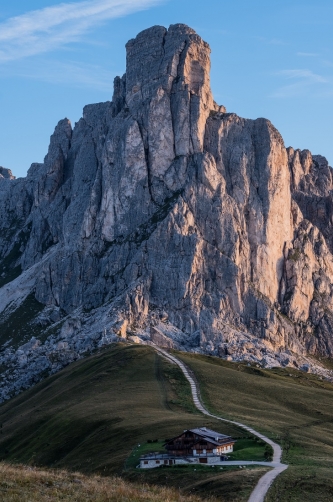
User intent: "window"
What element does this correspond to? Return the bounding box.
[144,461,148,465]
[156,460,160,464]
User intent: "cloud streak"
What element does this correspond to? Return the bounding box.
[255,36,287,46]
[296,52,319,57]
[277,69,327,83]
[0,0,164,62]
[0,59,116,91]
[271,68,330,98]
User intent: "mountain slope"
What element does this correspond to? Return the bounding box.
[0,23,333,399]
[0,463,216,502]
[0,344,332,501]
[0,344,265,502]
[178,351,333,502]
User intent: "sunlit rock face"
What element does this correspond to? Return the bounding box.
[0,24,333,400]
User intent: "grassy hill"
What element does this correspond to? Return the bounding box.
[0,462,212,502]
[1,343,332,501]
[0,344,265,502]
[177,352,333,502]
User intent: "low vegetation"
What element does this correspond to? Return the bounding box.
[177,351,333,501]
[1,343,332,500]
[0,462,207,502]
[126,463,268,501]
[228,438,271,462]
[0,344,264,502]
[0,294,45,349]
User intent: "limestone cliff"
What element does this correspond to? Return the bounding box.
[0,24,332,400]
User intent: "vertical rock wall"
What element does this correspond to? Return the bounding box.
[1,23,333,387]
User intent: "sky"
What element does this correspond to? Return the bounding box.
[0,0,332,178]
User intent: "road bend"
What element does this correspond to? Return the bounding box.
[153,345,288,502]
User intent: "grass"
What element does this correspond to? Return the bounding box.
[0,294,45,350]
[124,441,165,470]
[0,344,263,501]
[315,357,333,372]
[228,438,268,461]
[0,223,31,289]
[1,343,332,500]
[0,263,21,290]
[289,248,302,262]
[176,351,333,501]
[126,464,268,501]
[0,462,209,502]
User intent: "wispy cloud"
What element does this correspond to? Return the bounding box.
[0,0,164,62]
[271,68,330,98]
[322,59,333,68]
[255,36,287,46]
[0,59,116,91]
[297,52,319,57]
[268,38,286,46]
[277,69,327,83]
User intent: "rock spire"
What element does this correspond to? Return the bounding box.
[0,24,332,400]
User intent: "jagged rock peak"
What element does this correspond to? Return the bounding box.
[125,23,211,95]
[1,23,333,401]
[0,166,15,180]
[111,23,214,183]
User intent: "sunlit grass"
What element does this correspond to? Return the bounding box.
[0,462,208,502]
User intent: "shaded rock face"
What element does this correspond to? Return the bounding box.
[1,23,333,399]
[0,167,15,180]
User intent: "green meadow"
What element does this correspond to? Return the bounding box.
[0,344,264,501]
[178,352,333,501]
[0,343,332,500]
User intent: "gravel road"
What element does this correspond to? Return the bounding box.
[153,345,288,502]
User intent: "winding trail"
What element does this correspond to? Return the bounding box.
[153,345,288,502]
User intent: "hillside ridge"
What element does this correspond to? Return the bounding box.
[1,23,333,399]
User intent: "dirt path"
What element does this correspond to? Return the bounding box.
[153,345,288,502]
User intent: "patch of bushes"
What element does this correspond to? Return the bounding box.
[289,249,302,262]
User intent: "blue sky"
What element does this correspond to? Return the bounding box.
[1,0,332,178]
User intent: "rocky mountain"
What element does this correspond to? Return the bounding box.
[1,24,333,400]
